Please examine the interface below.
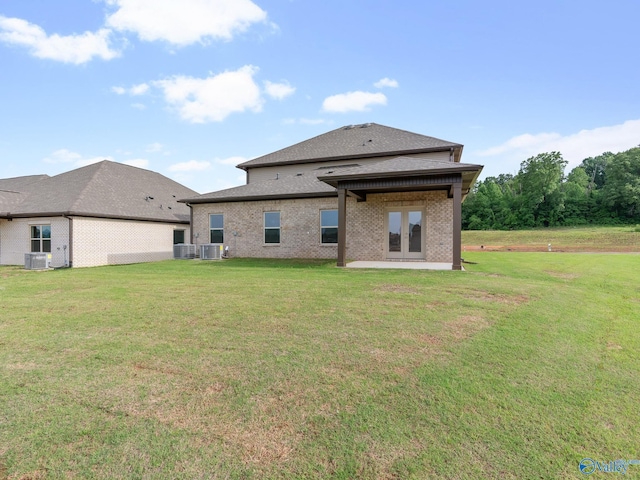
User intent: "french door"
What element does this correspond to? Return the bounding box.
[386,208,424,259]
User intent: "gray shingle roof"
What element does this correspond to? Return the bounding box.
[318,157,483,182]
[237,123,462,169]
[1,161,197,223]
[181,170,337,204]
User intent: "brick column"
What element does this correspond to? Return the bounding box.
[452,180,462,270]
[337,188,347,267]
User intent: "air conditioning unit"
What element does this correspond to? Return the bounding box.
[200,243,223,260]
[24,253,51,270]
[173,243,196,259]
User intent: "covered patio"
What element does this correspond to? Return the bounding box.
[318,157,483,270]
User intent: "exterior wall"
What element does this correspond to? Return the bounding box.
[1,216,189,268]
[190,190,453,262]
[71,217,189,268]
[247,151,452,183]
[0,217,70,267]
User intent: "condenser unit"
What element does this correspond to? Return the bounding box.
[24,253,51,270]
[200,243,223,260]
[173,243,196,259]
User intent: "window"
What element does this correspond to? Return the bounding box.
[320,209,338,244]
[173,229,185,244]
[264,211,280,244]
[31,225,51,253]
[209,214,224,243]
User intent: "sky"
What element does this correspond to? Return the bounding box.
[1,0,639,194]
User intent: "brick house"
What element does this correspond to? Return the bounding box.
[181,123,483,269]
[0,161,197,268]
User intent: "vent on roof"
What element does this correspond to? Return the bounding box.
[344,125,354,130]
[360,123,372,128]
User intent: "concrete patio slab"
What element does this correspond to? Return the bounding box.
[345,261,460,270]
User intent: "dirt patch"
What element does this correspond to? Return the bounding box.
[444,315,490,341]
[463,290,529,305]
[464,244,640,253]
[10,471,47,480]
[376,284,422,295]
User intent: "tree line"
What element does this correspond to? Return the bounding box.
[462,146,640,229]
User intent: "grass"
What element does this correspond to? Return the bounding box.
[1,249,639,478]
[462,225,640,252]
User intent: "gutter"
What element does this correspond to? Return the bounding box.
[3,211,191,224]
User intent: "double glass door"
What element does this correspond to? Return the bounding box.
[386,208,424,259]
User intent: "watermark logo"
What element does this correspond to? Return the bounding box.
[579,458,640,475]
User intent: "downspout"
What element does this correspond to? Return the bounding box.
[449,147,454,162]
[187,203,193,243]
[64,215,73,267]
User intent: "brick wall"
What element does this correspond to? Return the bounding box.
[72,217,189,268]
[0,217,70,267]
[190,190,453,262]
[0,217,189,268]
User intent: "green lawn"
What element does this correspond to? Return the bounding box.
[463,225,640,252]
[1,252,639,479]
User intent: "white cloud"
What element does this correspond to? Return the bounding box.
[476,119,640,174]
[145,142,165,153]
[104,0,268,46]
[43,149,83,164]
[215,156,249,166]
[282,118,329,126]
[131,103,146,110]
[322,91,387,113]
[112,82,150,96]
[264,80,295,100]
[0,15,120,64]
[122,158,149,168]
[168,160,212,172]
[130,83,150,95]
[154,65,263,123]
[42,149,115,167]
[374,77,399,89]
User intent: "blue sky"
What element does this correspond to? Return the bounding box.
[1,0,639,194]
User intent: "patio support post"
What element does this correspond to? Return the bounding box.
[337,187,347,267]
[452,180,462,270]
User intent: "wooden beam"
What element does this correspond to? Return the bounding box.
[337,188,347,267]
[452,181,462,270]
[346,190,366,202]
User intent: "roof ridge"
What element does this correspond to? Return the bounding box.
[65,160,109,212]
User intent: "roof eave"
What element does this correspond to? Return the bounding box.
[318,164,483,187]
[180,191,338,205]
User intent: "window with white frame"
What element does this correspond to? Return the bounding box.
[320,209,338,244]
[264,211,280,244]
[31,225,51,253]
[209,214,224,243]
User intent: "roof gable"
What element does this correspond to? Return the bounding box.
[237,123,462,169]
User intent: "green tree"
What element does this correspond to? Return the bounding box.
[581,152,612,192]
[562,166,589,225]
[514,152,567,227]
[602,147,640,221]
